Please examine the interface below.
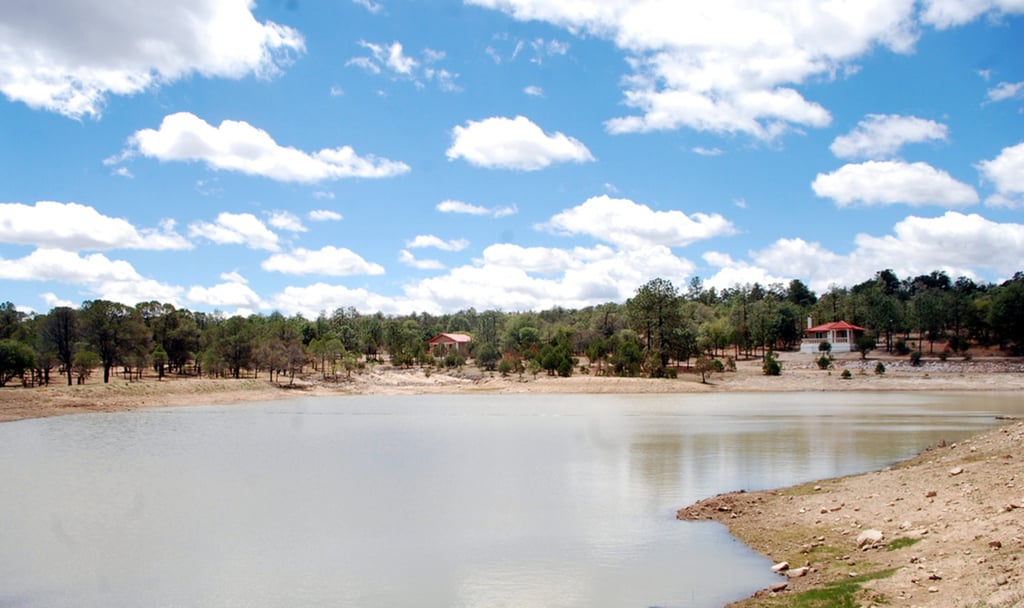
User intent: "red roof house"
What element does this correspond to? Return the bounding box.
[800,320,867,354]
[428,333,472,356]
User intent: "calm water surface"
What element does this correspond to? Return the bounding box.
[1,392,1022,607]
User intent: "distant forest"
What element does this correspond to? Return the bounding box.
[1,268,1023,388]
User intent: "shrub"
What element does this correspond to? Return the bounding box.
[874,361,886,375]
[725,356,736,372]
[841,369,852,379]
[894,339,911,355]
[818,340,832,354]
[817,355,832,370]
[762,351,781,376]
[497,358,513,377]
[910,351,923,366]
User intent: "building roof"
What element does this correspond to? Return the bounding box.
[428,332,472,344]
[805,320,867,333]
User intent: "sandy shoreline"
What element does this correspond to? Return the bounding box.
[2,352,1021,606]
[3,352,1023,424]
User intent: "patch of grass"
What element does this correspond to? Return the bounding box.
[786,569,897,608]
[885,537,921,551]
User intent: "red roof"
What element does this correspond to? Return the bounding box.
[805,321,866,333]
[428,333,472,344]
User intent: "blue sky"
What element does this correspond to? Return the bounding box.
[0,0,1022,317]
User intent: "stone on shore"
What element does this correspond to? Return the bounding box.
[856,529,884,548]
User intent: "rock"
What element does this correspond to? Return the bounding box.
[771,561,790,572]
[989,540,1002,550]
[996,575,1009,586]
[899,520,912,530]
[787,566,810,578]
[929,586,939,593]
[857,529,884,548]
[949,466,964,476]
[926,490,938,498]
[770,582,788,593]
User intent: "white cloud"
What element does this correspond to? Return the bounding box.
[693,147,724,156]
[269,283,420,318]
[977,141,1024,208]
[830,114,949,159]
[123,112,410,183]
[702,252,791,291]
[403,244,694,312]
[399,250,445,270]
[261,246,385,276]
[352,0,384,14]
[436,200,518,217]
[312,191,336,200]
[406,235,469,251]
[541,195,735,249]
[812,161,979,207]
[187,280,264,309]
[524,85,544,97]
[0,0,304,119]
[309,209,343,222]
[188,212,280,251]
[921,0,1024,28]
[0,248,182,305]
[446,116,594,170]
[267,210,307,232]
[469,0,925,140]
[329,85,345,97]
[0,201,191,251]
[41,292,74,308]
[112,167,134,179]
[348,40,461,91]
[715,211,1024,293]
[986,81,1024,103]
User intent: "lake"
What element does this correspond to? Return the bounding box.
[1,392,1021,607]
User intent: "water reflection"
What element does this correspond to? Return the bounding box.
[0,392,1020,607]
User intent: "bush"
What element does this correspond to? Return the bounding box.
[443,350,465,369]
[725,356,736,372]
[894,339,911,355]
[841,369,852,379]
[874,361,886,375]
[817,355,832,370]
[818,340,832,354]
[762,351,781,376]
[497,358,513,377]
[909,351,923,366]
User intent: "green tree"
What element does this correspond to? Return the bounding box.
[627,278,682,371]
[0,339,36,386]
[71,350,101,384]
[40,306,78,386]
[80,300,143,383]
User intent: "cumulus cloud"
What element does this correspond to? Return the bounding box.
[0,201,190,251]
[121,112,410,182]
[403,244,694,312]
[269,283,428,318]
[977,141,1024,208]
[267,210,307,232]
[446,116,594,170]
[261,246,385,276]
[309,209,343,222]
[812,161,979,207]
[436,200,518,217]
[541,195,735,249]
[986,81,1024,103]
[524,85,544,96]
[468,0,927,140]
[398,250,445,270]
[188,212,280,251]
[406,235,469,251]
[187,279,265,309]
[830,114,949,159]
[693,147,724,156]
[0,248,182,305]
[716,211,1024,293]
[0,0,304,119]
[920,0,1024,28]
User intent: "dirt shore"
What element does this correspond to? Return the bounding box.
[2,351,1022,606]
[679,421,1024,607]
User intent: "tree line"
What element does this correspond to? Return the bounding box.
[1,268,1023,387]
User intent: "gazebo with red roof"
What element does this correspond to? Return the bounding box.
[800,320,867,354]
